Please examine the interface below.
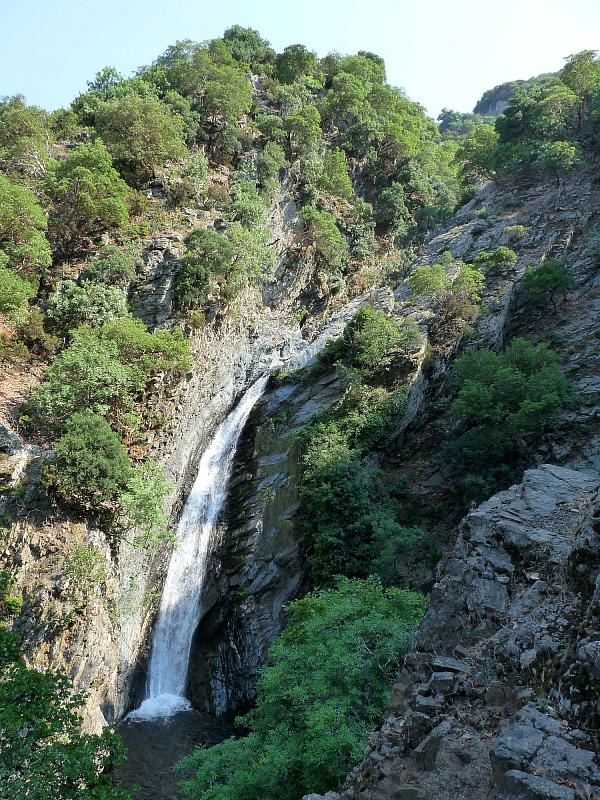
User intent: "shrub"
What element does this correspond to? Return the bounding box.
[175,224,275,309]
[318,148,353,199]
[300,204,348,276]
[79,244,138,286]
[521,258,572,311]
[0,259,35,320]
[178,578,425,800]
[45,142,129,254]
[0,174,52,276]
[118,460,173,548]
[448,338,573,503]
[64,543,107,604]
[0,96,52,177]
[16,308,59,355]
[225,178,267,227]
[94,94,188,181]
[0,628,130,800]
[26,318,190,431]
[408,252,485,330]
[174,228,235,309]
[342,306,422,373]
[46,280,129,332]
[295,380,410,583]
[256,140,287,192]
[46,411,132,506]
[473,246,518,275]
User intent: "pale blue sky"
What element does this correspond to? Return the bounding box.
[2,0,599,118]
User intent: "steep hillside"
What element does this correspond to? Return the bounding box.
[1,29,600,800]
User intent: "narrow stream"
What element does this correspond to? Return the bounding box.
[129,375,269,721]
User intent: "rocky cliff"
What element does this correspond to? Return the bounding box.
[305,465,600,800]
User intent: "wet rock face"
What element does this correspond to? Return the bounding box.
[305,465,600,800]
[186,368,346,714]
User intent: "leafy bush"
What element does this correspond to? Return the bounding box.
[79,243,138,286]
[0,96,51,178]
[45,142,129,254]
[473,246,517,275]
[64,542,107,604]
[175,224,275,309]
[341,306,422,373]
[26,318,190,431]
[447,338,573,503]
[226,178,267,227]
[300,204,348,276]
[178,578,425,800]
[118,460,173,548]
[256,140,287,192]
[318,148,353,199]
[94,94,188,181]
[0,258,35,320]
[45,411,131,506]
[0,628,130,800]
[46,280,129,332]
[174,228,235,309]
[0,174,52,276]
[521,258,572,311]
[408,252,485,331]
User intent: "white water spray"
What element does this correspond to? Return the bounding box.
[129,376,268,720]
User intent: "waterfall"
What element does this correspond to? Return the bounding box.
[129,376,269,721]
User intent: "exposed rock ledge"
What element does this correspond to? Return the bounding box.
[305,465,600,800]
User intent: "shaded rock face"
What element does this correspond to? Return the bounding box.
[185,368,346,713]
[305,465,600,800]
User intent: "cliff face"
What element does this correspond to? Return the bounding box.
[305,465,600,800]
[3,146,600,772]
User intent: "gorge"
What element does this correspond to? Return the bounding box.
[0,26,599,800]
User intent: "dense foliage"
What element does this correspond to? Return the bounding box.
[457,50,600,180]
[0,627,130,800]
[179,578,425,800]
[294,307,425,584]
[447,338,573,503]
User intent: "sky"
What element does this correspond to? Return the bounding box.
[2,0,600,119]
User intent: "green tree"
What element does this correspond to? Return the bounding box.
[79,243,138,286]
[45,142,129,254]
[46,280,129,332]
[456,123,499,181]
[342,306,422,372]
[0,174,52,276]
[408,253,485,330]
[300,204,348,277]
[46,411,132,505]
[318,148,353,199]
[0,628,130,800]
[178,578,425,800]
[534,140,581,180]
[174,228,235,309]
[0,256,35,320]
[473,246,518,275]
[275,44,318,84]
[284,105,322,158]
[222,26,274,67]
[256,141,288,193]
[447,338,573,503]
[560,50,600,128]
[521,258,573,311]
[95,94,187,181]
[0,96,51,178]
[118,461,173,548]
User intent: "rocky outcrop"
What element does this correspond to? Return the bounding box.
[305,465,600,800]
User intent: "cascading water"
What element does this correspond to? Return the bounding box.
[129,376,269,721]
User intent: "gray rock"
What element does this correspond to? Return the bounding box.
[502,769,575,800]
